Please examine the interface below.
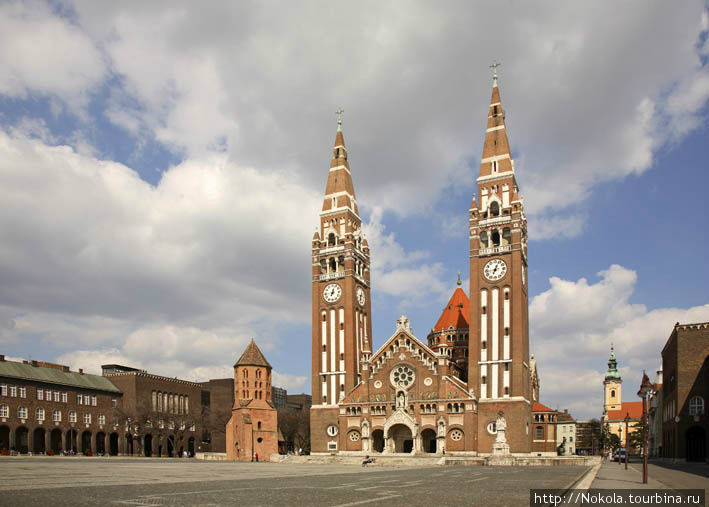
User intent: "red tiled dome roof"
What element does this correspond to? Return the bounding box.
[433,288,469,332]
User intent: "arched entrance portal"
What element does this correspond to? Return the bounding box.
[65,429,78,453]
[686,426,707,462]
[109,433,119,456]
[372,430,384,453]
[125,433,133,455]
[0,425,9,451]
[421,428,437,453]
[50,429,62,454]
[15,427,28,454]
[81,431,92,455]
[167,435,175,457]
[95,432,106,455]
[388,424,413,453]
[32,428,46,454]
[144,434,153,457]
[188,437,195,457]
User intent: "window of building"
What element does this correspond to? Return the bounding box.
[69,411,77,423]
[158,419,164,429]
[53,409,61,422]
[44,390,50,400]
[0,384,6,396]
[481,375,487,384]
[54,391,60,402]
[84,413,91,424]
[0,404,8,417]
[18,406,27,419]
[9,386,16,397]
[689,396,705,416]
[152,391,157,411]
[189,424,195,432]
[17,386,26,398]
[36,407,45,421]
[535,426,544,440]
[98,414,105,425]
[77,394,83,405]
[111,398,117,408]
[91,396,97,407]
[61,392,67,403]
[84,395,90,405]
[37,389,44,401]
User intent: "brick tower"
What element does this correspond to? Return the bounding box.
[226,339,278,461]
[468,66,532,453]
[427,276,470,381]
[310,112,372,453]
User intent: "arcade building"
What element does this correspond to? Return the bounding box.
[310,70,536,455]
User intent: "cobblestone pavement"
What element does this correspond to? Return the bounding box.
[0,457,588,506]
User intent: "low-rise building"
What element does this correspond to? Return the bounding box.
[0,356,122,455]
[661,322,708,461]
[102,364,202,457]
[532,403,558,455]
[556,410,576,456]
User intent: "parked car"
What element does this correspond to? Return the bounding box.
[614,448,629,462]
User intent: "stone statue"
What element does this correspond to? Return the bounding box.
[495,411,507,443]
[491,410,511,458]
[361,420,370,438]
[437,419,446,438]
[396,391,405,409]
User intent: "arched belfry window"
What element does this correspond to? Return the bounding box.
[328,233,336,246]
[479,231,489,248]
[502,228,511,246]
[489,201,500,217]
[491,230,501,246]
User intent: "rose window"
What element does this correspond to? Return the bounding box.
[390,364,415,388]
[450,429,463,441]
[349,431,360,442]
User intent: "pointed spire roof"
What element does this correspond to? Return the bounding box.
[322,112,359,215]
[234,339,271,368]
[478,69,514,179]
[432,283,470,332]
[605,344,621,380]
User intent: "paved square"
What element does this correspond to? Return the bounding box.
[0,457,589,506]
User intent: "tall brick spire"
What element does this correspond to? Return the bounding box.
[322,111,359,215]
[478,69,514,179]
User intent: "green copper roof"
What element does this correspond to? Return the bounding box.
[0,360,121,393]
[605,345,621,380]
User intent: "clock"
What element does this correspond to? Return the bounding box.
[356,286,366,306]
[483,258,507,281]
[323,283,342,303]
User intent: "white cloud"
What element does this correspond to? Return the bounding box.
[0,0,104,108]
[528,213,586,241]
[530,265,709,419]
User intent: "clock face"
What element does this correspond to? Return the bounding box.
[323,283,342,303]
[483,258,507,281]
[356,286,365,306]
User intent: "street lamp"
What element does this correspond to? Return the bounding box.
[624,412,630,470]
[637,371,655,485]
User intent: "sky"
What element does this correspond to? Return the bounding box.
[0,1,708,420]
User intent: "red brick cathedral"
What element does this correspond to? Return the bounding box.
[310,71,532,455]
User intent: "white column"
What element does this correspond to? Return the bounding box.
[321,311,327,373]
[339,308,345,372]
[491,364,499,399]
[491,288,499,361]
[480,290,488,398]
[329,309,336,372]
[503,290,510,360]
[480,364,487,399]
[355,309,360,373]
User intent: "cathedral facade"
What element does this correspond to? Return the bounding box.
[310,72,532,455]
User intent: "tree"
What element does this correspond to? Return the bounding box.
[277,407,310,454]
[627,422,643,453]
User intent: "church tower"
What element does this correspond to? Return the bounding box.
[226,340,278,461]
[603,344,622,415]
[310,112,372,453]
[468,67,532,453]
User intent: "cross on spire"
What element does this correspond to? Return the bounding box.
[335,108,344,131]
[489,60,501,87]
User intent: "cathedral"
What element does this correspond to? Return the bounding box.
[310,70,533,455]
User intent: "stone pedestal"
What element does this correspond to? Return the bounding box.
[492,441,510,456]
